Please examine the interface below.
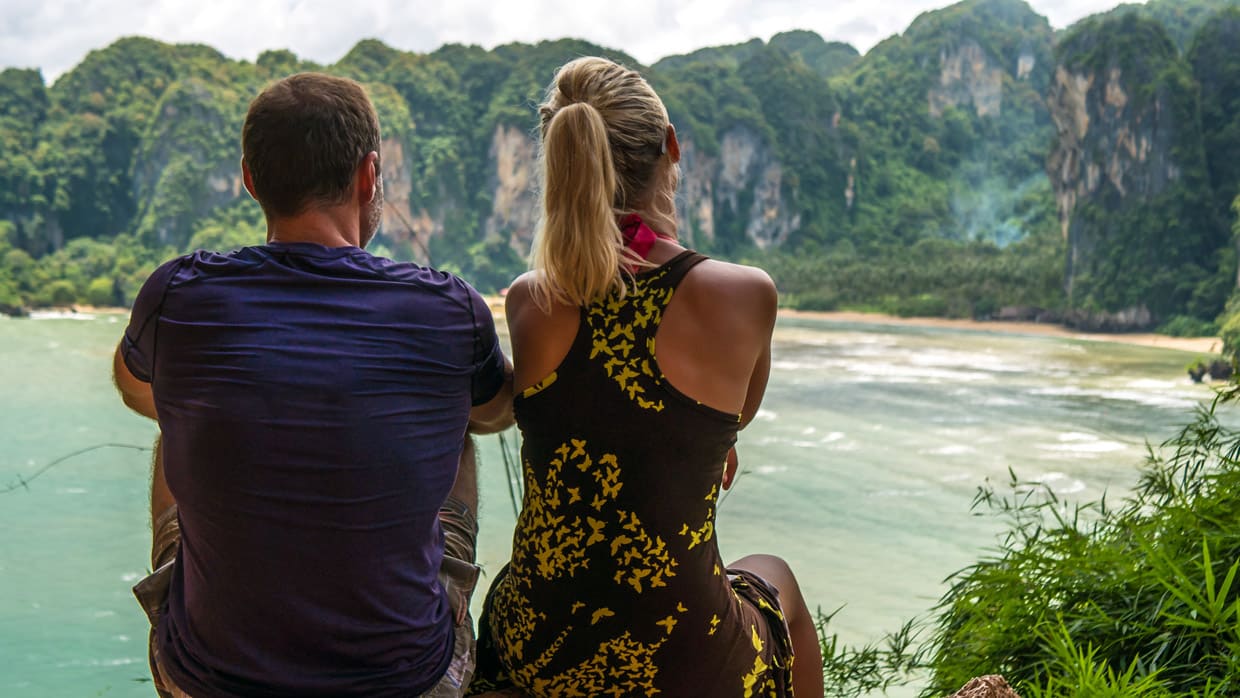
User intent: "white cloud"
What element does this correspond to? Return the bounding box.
[0,0,1143,82]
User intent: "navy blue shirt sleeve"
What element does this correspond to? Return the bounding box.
[120,256,186,383]
[464,282,507,406]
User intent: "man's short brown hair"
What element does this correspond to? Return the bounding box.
[242,73,380,218]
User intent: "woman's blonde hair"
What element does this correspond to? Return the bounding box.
[529,57,677,308]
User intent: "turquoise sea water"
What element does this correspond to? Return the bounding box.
[0,312,1217,696]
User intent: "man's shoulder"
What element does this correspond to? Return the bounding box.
[366,257,487,312]
[155,248,265,286]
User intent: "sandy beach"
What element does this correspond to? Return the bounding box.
[779,308,1222,355]
[484,296,1222,355]
[68,296,1218,356]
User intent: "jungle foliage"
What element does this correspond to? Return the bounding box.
[0,0,1237,330]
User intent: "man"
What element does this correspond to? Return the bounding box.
[113,73,513,697]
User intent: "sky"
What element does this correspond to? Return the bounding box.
[2,0,1130,82]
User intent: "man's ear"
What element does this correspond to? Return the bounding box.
[241,158,258,201]
[666,124,681,164]
[357,151,379,205]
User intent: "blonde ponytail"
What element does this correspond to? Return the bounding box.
[530,102,630,308]
[529,57,674,310]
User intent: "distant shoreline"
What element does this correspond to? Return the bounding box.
[484,296,1221,354]
[15,300,1223,356]
[779,308,1222,355]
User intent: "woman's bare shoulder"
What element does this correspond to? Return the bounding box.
[505,271,579,322]
[685,259,778,316]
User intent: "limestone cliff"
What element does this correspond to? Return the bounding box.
[1047,12,1227,329]
[678,127,800,250]
[483,124,539,254]
[130,78,247,249]
[408,122,801,260]
[929,39,1006,118]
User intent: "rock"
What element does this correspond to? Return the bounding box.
[1189,362,1208,383]
[948,674,1022,698]
[1062,306,1153,332]
[1208,360,1233,382]
[996,306,1040,322]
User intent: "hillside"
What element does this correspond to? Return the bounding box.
[1,0,1238,331]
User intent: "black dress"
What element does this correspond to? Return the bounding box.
[470,251,794,697]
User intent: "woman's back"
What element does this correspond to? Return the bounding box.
[483,250,790,697]
[471,55,821,698]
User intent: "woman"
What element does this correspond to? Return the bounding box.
[471,57,823,698]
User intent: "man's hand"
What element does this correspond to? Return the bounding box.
[113,344,158,420]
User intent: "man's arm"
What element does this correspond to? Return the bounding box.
[468,355,515,434]
[113,344,158,420]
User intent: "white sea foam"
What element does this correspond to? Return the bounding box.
[753,409,777,422]
[838,361,995,383]
[54,657,142,668]
[29,310,95,321]
[870,488,930,498]
[1040,440,1127,454]
[1031,472,1088,494]
[922,445,976,456]
[121,572,141,583]
[1030,385,1198,410]
[756,465,787,475]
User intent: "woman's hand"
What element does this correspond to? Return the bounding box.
[722,446,738,490]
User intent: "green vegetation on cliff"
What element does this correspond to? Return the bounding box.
[1189,7,1240,227]
[1095,0,1240,52]
[1051,11,1231,325]
[1,0,1238,330]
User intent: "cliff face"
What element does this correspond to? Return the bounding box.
[407,122,801,261]
[130,78,247,248]
[929,40,1006,118]
[678,127,799,250]
[1046,64,1181,240]
[1047,12,1227,328]
[484,124,539,254]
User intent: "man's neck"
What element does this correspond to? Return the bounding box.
[266,206,361,248]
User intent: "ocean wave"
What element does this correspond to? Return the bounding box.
[920,445,976,456]
[54,657,142,668]
[1039,440,1128,454]
[869,488,931,498]
[28,310,97,321]
[1029,385,1199,410]
[755,465,787,475]
[1028,471,1088,495]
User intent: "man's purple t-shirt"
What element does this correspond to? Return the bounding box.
[121,242,506,697]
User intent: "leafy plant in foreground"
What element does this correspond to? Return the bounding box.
[920,386,1240,697]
